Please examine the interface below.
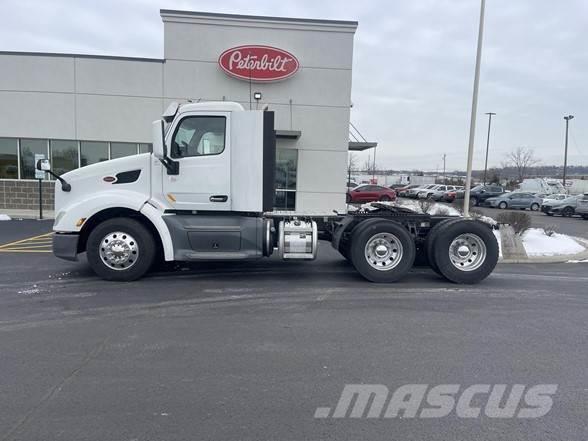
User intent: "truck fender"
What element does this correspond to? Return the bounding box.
[140,203,174,261]
[53,190,149,232]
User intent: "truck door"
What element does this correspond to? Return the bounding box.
[162,112,231,211]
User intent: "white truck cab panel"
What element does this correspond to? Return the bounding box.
[161,110,232,211]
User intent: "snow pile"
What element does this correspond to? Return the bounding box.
[521,228,585,257]
[357,200,461,216]
[0,214,11,221]
[493,230,502,258]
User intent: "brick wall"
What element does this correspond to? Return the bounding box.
[0,180,55,210]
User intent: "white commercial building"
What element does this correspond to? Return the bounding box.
[0,9,374,213]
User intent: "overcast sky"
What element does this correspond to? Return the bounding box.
[2,0,587,171]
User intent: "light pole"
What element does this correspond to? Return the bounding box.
[563,115,574,189]
[463,0,486,217]
[482,112,496,185]
[442,154,447,184]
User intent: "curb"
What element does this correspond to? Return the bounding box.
[500,237,588,264]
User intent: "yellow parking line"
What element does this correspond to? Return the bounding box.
[0,232,53,249]
[1,244,52,249]
[0,249,51,253]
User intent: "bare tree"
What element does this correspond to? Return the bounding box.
[346,153,358,183]
[505,147,540,182]
[363,158,376,174]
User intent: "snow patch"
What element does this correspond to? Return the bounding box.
[493,230,502,259]
[0,214,11,221]
[522,229,586,256]
[356,200,462,216]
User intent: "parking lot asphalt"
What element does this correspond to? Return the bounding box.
[0,219,587,441]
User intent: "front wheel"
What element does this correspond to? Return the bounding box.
[350,219,416,283]
[379,195,391,202]
[86,218,156,281]
[470,197,478,207]
[430,220,499,284]
[498,201,507,209]
[562,207,574,217]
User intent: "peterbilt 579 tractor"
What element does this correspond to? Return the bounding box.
[39,101,499,283]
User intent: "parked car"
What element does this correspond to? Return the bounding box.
[483,192,543,210]
[396,184,422,197]
[440,186,463,202]
[455,185,504,206]
[389,183,407,190]
[541,194,582,217]
[347,181,358,188]
[541,193,567,204]
[406,184,438,199]
[346,184,397,203]
[426,185,457,200]
[575,194,588,219]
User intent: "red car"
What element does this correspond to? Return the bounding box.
[346,184,397,203]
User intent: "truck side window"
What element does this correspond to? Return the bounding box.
[170,116,226,158]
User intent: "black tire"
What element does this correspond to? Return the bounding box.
[470,197,478,207]
[562,207,574,217]
[425,218,464,276]
[582,215,588,220]
[530,203,540,211]
[346,194,352,203]
[431,220,499,284]
[380,195,391,202]
[349,219,416,283]
[86,217,156,281]
[498,201,507,209]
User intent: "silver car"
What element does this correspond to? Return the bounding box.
[574,194,588,219]
[541,194,583,217]
[483,192,543,210]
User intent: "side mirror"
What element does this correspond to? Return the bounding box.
[152,119,166,160]
[36,159,51,171]
[152,119,179,175]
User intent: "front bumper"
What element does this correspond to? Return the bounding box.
[53,233,79,261]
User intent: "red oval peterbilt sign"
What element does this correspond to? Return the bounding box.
[218,45,299,82]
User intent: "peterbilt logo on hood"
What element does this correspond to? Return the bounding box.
[218,45,299,82]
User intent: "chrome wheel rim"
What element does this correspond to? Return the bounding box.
[364,233,403,271]
[99,231,139,271]
[449,233,486,272]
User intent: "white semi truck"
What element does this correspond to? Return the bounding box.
[39,101,499,283]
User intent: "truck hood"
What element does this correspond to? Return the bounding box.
[54,154,153,230]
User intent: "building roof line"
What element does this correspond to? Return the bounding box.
[0,51,163,63]
[160,9,358,27]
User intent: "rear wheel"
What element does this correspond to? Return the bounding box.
[562,206,574,217]
[380,195,391,201]
[87,218,156,281]
[350,219,416,283]
[430,220,499,284]
[530,203,540,211]
[470,197,478,207]
[346,194,352,203]
[425,218,463,276]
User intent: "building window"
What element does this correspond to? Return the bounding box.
[80,141,109,166]
[274,148,297,210]
[50,140,79,176]
[138,143,152,154]
[171,116,226,158]
[0,138,18,179]
[20,139,48,179]
[111,142,138,159]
